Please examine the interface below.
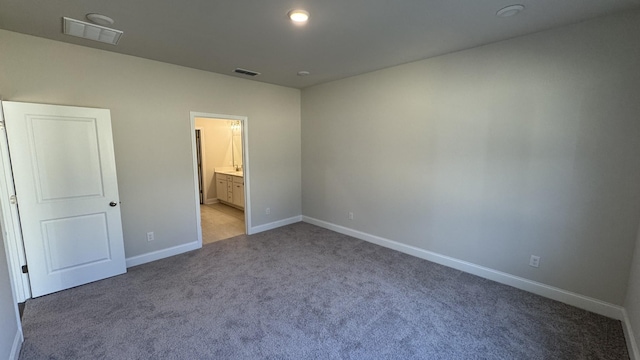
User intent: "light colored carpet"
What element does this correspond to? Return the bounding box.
[19,223,628,359]
[201,203,245,244]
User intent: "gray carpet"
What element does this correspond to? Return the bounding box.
[19,222,628,359]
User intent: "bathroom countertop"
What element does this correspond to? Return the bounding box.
[216,169,244,177]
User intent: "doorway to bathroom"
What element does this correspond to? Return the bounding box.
[190,112,251,245]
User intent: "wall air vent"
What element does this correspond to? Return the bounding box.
[63,17,123,45]
[234,68,261,77]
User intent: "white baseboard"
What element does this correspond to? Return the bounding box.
[125,214,301,268]
[302,216,625,321]
[10,329,22,360]
[204,199,219,205]
[248,215,302,235]
[126,241,201,268]
[623,309,640,360]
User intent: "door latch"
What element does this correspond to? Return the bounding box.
[9,195,17,205]
[21,265,28,274]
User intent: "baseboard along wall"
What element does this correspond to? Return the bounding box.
[126,216,302,268]
[124,215,303,267]
[248,215,302,235]
[121,213,638,358]
[300,216,640,359]
[10,330,22,360]
[623,309,640,360]
[126,241,200,268]
[301,216,624,320]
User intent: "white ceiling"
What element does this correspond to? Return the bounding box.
[1,0,639,89]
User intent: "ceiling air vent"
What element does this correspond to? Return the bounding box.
[234,68,261,77]
[63,17,123,45]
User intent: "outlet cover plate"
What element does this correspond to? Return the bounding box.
[529,255,540,268]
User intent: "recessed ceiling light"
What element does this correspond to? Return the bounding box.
[288,9,309,23]
[297,71,310,76]
[86,13,115,26]
[496,4,525,17]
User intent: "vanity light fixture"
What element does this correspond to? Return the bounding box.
[496,4,525,17]
[288,9,309,24]
[230,121,241,133]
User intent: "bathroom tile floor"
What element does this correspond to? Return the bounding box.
[200,203,245,244]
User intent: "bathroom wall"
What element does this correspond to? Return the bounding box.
[195,118,235,203]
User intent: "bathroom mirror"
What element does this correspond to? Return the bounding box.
[231,121,243,170]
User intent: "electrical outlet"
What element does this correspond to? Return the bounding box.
[147,232,154,242]
[348,212,354,220]
[529,255,540,268]
[265,208,271,215]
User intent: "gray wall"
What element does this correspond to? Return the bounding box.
[302,11,640,305]
[625,227,640,352]
[0,222,20,359]
[0,30,301,259]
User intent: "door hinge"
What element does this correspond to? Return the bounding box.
[9,195,16,205]
[21,265,28,274]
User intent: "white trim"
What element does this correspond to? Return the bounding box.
[241,117,252,237]
[189,112,252,245]
[623,309,640,360]
[189,115,203,247]
[0,114,25,357]
[125,241,200,268]
[204,199,219,205]
[302,216,625,320]
[249,216,302,235]
[9,330,22,360]
[0,102,31,302]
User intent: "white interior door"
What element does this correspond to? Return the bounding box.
[2,101,126,297]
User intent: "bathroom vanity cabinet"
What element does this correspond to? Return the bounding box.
[231,176,244,208]
[215,172,244,210]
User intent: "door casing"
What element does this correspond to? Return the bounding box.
[0,103,30,302]
[189,112,252,243]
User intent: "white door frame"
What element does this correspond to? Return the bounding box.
[0,103,31,302]
[189,112,252,244]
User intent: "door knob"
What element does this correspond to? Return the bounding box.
[109,202,118,207]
